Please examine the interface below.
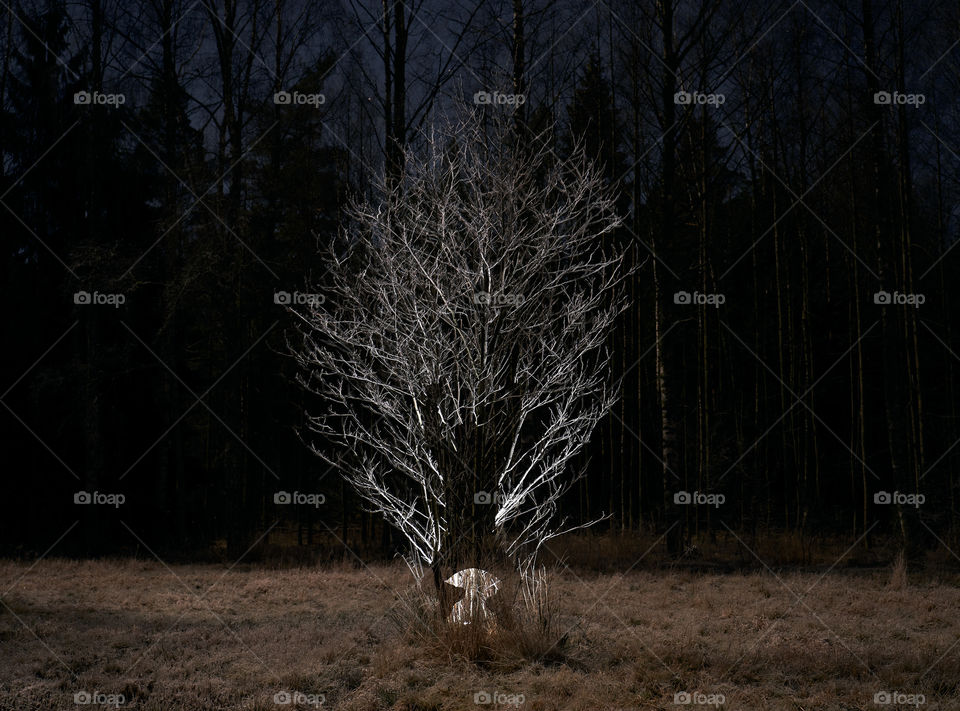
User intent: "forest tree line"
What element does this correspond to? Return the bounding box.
[1,0,959,561]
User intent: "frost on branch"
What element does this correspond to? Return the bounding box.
[291,109,633,586]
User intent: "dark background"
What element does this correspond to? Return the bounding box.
[1,0,958,563]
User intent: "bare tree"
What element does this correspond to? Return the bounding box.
[292,109,632,590]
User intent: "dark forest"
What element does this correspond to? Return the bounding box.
[2,0,958,566]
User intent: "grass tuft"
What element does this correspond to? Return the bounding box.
[389,564,572,668]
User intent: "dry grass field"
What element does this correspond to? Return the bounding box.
[2,550,960,710]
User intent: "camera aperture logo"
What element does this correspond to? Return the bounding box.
[274,491,325,508]
[74,90,125,106]
[275,291,324,306]
[674,691,725,706]
[873,91,924,107]
[273,90,325,107]
[474,291,525,306]
[674,290,725,308]
[474,490,506,506]
[874,490,924,508]
[474,690,525,707]
[274,690,325,706]
[74,291,126,308]
[474,90,525,106]
[74,690,125,707]
[873,290,924,308]
[74,491,125,508]
[874,690,924,706]
[674,490,725,508]
[674,91,725,106]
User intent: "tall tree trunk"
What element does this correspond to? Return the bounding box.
[657,0,683,556]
